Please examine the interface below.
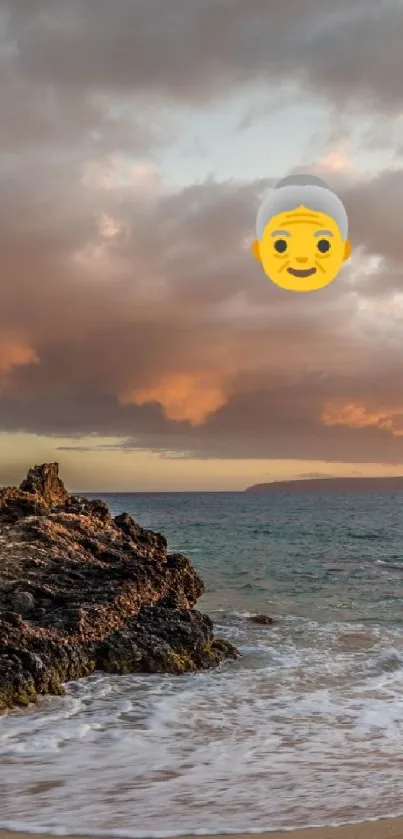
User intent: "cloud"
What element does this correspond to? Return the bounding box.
[1,0,403,165]
[120,373,230,426]
[4,2,402,111]
[1,2,403,467]
[1,147,403,464]
[82,159,164,194]
[297,472,336,479]
[322,400,403,437]
[318,140,353,173]
[56,446,95,453]
[0,335,39,378]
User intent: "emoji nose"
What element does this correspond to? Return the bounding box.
[296,257,309,263]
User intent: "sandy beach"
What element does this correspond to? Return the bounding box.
[2,821,403,839]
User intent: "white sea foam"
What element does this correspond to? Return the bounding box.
[2,615,403,835]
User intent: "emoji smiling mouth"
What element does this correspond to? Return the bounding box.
[286,267,317,278]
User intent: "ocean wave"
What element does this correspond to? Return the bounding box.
[2,811,403,838]
[376,559,403,570]
[2,615,403,833]
[364,650,403,676]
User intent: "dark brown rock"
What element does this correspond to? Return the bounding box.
[9,589,35,615]
[19,462,68,507]
[0,464,239,711]
[247,614,275,626]
[0,486,49,522]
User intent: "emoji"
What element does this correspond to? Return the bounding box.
[252,174,351,292]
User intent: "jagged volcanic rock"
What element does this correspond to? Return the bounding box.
[0,464,238,711]
[19,462,69,507]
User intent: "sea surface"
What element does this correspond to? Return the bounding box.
[2,491,403,836]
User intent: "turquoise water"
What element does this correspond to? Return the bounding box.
[2,491,403,836]
[104,491,403,622]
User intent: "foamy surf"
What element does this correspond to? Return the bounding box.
[2,812,403,838]
[2,614,403,836]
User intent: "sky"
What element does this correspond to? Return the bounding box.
[1,0,403,491]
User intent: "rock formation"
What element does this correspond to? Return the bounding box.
[19,462,69,507]
[247,614,275,626]
[0,464,238,711]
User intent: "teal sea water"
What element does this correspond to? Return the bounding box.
[118,490,403,622]
[2,491,403,835]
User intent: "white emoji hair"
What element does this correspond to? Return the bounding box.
[256,174,348,241]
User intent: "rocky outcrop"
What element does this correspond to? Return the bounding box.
[247,614,275,626]
[0,464,238,711]
[19,462,69,507]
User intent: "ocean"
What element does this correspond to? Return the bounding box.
[2,490,403,836]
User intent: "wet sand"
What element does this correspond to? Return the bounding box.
[2,820,403,839]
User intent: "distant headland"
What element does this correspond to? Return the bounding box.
[245,476,403,493]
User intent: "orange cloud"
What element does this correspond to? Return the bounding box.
[120,372,229,426]
[0,337,39,375]
[322,400,403,437]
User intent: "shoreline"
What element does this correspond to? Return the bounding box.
[2,819,403,839]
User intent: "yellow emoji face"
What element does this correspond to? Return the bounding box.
[252,205,351,292]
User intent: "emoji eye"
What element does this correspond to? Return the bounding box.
[317,238,331,253]
[274,238,287,253]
